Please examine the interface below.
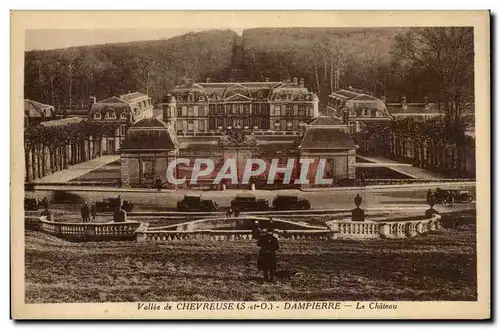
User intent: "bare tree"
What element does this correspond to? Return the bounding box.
[393,27,474,126]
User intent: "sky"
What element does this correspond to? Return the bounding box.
[25,28,245,51]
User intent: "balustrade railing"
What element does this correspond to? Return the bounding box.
[29,213,441,242]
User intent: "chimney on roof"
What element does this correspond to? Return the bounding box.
[299,78,304,87]
[424,96,430,110]
[265,77,269,82]
[401,96,407,110]
[89,96,96,104]
[206,77,211,83]
[293,77,298,85]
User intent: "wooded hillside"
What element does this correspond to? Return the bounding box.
[24,29,237,109]
[24,27,474,118]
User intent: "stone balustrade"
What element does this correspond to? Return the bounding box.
[327,214,441,239]
[35,216,142,241]
[27,213,442,242]
[138,229,333,242]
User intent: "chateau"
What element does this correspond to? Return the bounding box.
[87,92,154,154]
[162,78,319,134]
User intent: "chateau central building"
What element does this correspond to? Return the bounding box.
[162,79,319,133]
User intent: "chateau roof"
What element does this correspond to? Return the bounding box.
[24,99,55,118]
[40,117,85,127]
[120,92,149,102]
[310,116,344,126]
[98,96,129,104]
[170,81,315,101]
[330,89,362,100]
[386,103,442,115]
[88,102,131,117]
[121,118,177,151]
[299,127,357,150]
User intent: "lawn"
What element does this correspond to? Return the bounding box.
[69,160,121,184]
[25,211,477,303]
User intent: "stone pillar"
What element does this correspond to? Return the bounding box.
[379,223,390,238]
[121,156,130,187]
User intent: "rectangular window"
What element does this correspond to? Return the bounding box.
[324,159,335,179]
[349,122,356,134]
[274,120,281,130]
[177,108,182,117]
[182,106,187,117]
[120,125,127,136]
[188,107,194,117]
[286,107,293,116]
[199,106,205,116]
[275,106,281,117]
[200,121,205,131]
[188,120,194,132]
[141,160,154,180]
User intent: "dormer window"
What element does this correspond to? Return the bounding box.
[93,112,101,120]
[105,110,116,119]
[257,91,263,98]
[120,112,128,120]
[188,93,194,102]
[198,95,204,101]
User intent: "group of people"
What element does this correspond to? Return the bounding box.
[80,202,97,223]
[80,199,129,223]
[426,189,454,207]
[226,206,240,218]
[355,173,367,187]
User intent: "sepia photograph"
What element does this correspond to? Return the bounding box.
[11,10,490,319]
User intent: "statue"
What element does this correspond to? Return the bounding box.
[352,194,365,222]
[218,128,256,147]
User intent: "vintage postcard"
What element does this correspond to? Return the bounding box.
[11,10,490,319]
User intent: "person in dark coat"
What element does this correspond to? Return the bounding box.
[114,201,127,223]
[233,207,240,218]
[81,202,90,223]
[90,202,97,222]
[426,189,433,204]
[257,228,280,282]
[155,176,162,191]
[41,197,49,211]
[226,207,233,218]
[251,220,261,240]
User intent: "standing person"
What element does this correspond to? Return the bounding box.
[448,192,454,207]
[426,189,433,204]
[41,196,49,211]
[81,202,90,223]
[90,202,97,222]
[360,172,366,187]
[234,207,240,218]
[155,176,162,191]
[257,228,280,282]
[226,207,233,218]
[251,220,261,240]
[114,200,127,223]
